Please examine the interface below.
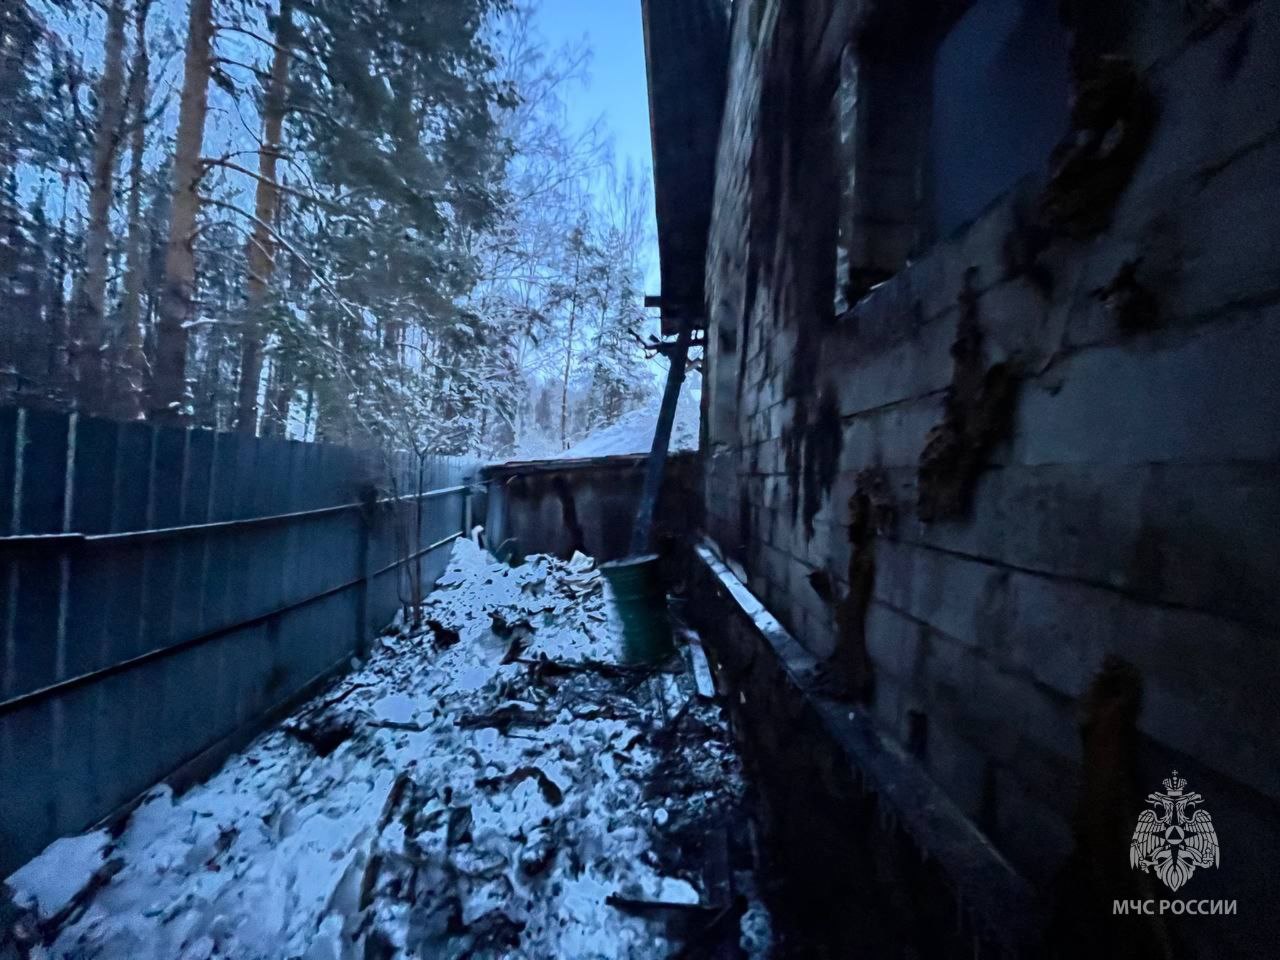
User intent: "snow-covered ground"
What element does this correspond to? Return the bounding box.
[4,541,770,959]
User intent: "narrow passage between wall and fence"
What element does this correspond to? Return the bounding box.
[0,406,478,874]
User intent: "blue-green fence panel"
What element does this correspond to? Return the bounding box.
[0,406,480,875]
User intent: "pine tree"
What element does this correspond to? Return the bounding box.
[70,0,130,414]
[0,2,44,402]
[235,0,293,433]
[116,0,154,421]
[280,0,514,448]
[0,0,655,461]
[150,0,216,423]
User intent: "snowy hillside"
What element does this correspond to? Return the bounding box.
[552,389,701,460]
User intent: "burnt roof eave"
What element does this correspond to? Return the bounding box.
[480,450,698,479]
[641,0,731,331]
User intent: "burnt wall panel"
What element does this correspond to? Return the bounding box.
[481,453,701,564]
[698,0,1280,952]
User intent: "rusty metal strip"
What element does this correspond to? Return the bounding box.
[0,486,468,551]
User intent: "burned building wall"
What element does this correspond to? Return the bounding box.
[700,0,1280,951]
[481,453,701,564]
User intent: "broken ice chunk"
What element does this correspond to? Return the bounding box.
[370,693,418,725]
[5,829,111,920]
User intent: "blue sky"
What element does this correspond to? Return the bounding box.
[532,0,659,291]
[532,0,654,187]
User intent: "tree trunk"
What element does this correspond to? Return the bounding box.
[262,356,292,436]
[0,177,21,403]
[559,245,583,450]
[302,378,315,440]
[70,0,128,414]
[46,186,70,399]
[559,299,576,450]
[149,0,215,424]
[235,0,293,434]
[116,0,151,420]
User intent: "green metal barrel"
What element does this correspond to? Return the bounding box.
[599,554,675,664]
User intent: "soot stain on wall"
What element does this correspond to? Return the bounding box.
[800,388,843,539]
[917,270,1021,523]
[817,467,896,702]
[1002,195,1057,297]
[1046,657,1173,960]
[1039,56,1157,239]
[1092,259,1161,334]
[550,474,588,559]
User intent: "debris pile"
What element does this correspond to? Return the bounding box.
[4,540,770,959]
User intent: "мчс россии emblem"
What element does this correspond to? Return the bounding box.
[1129,770,1220,892]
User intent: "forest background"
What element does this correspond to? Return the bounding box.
[0,0,677,460]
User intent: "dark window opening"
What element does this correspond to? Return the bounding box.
[929,0,1072,237]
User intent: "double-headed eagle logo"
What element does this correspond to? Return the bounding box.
[1130,771,1220,891]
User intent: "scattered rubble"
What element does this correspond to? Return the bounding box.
[4,540,769,960]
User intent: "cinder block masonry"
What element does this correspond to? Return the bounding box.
[647,0,1280,954]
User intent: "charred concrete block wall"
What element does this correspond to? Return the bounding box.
[701,0,1280,951]
[685,540,1039,957]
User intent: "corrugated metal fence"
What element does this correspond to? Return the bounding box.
[0,406,478,874]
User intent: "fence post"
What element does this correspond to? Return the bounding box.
[350,488,371,660]
[463,466,474,539]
